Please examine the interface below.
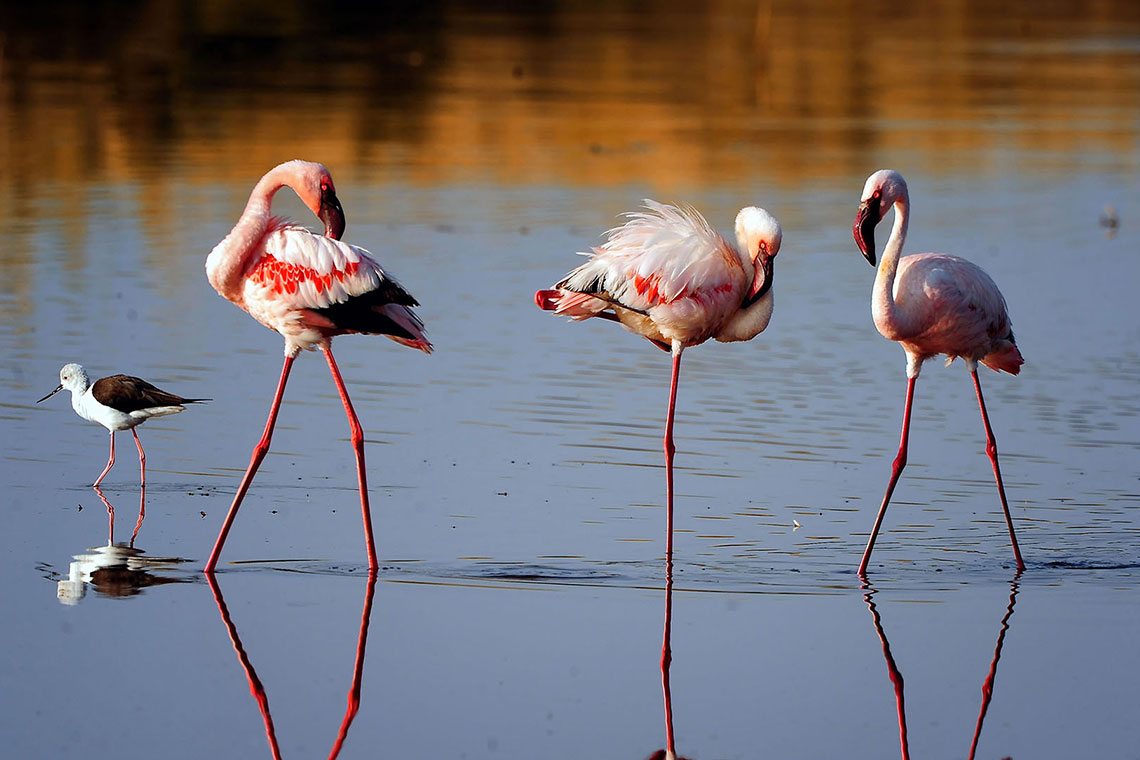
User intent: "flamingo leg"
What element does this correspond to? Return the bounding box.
[326,570,379,759]
[206,573,283,760]
[971,370,1026,571]
[322,347,378,571]
[663,345,682,559]
[659,557,677,760]
[93,431,116,487]
[131,428,146,487]
[859,376,917,576]
[863,586,911,760]
[205,354,295,573]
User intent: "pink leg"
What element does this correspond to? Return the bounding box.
[131,428,146,487]
[93,485,115,544]
[327,570,379,757]
[663,348,682,559]
[659,558,677,760]
[93,431,116,487]
[864,587,911,760]
[129,484,146,548]
[859,376,917,576]
[205,573,283,760]
[971,370,1026,571]
[205,355,296,573]
[322,347,379,571]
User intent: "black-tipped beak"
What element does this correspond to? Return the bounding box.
[37,384,63,404]
[854,198,880,266]
[742,255,774,308]
[319,186,346,241]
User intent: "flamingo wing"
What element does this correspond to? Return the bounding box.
[246,220,430,351]
[557,200,742,313]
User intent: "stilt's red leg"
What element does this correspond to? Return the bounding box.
[322,347,378,571]
[663,346,682,560]
[93,486,115,544]
[130,485,146,548]
[205,354,296,573]
[859,376,917,576]
[131,428,146,487]
[93,431,116,487]
[971,370,1025,571]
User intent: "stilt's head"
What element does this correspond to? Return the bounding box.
[37,363,91,403]
[854,169,908,266]
[734,206,782,307]
[276,159,346,241]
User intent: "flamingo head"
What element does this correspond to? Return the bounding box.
[854,169,907,266]
[735,206,782,308]
[286,160,346,240]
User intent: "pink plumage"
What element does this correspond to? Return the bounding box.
[204,159,430,573]
[853,169,1025,575]
[536,200,783,556]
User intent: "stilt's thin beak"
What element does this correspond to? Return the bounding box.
[319,186,346,241]
[37,384,63,403]
[854,197,880,266]
[742,254,774,308]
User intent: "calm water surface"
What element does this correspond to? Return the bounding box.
[2,2,1139,758]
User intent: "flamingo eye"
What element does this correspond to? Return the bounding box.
[873,190,882,199]
[759,241,768,254]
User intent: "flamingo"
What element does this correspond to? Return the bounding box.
[37,363,207,487]
[204,160,431,573]
[853,169,1025,575]
[535,200,782,556]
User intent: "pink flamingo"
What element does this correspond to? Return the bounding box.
[535,201,782,555]
[204,160,431,573]
[853,169,1025,575]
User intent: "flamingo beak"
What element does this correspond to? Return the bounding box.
[37,384,63,403]
[319,186,346,240]
[742,254,774,308]
[854,197,880,266]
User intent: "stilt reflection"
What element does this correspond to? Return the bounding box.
[206,571,379,759]
[56,485,185,604]
[863,574,1021,760]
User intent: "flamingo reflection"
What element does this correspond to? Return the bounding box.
[645,557,692,760]
[863,575,1021,760]
[56,486,187,604]
[206,571,378,759]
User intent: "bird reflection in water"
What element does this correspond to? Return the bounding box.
[645,556,692,760]
[206,570,378,759]
[56,486,188,604]
[863,574,1022,760]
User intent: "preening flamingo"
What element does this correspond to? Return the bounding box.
[204,160,431,573]
[37,363,207,487]
[536,200,782,556]
[853,169,1025,574]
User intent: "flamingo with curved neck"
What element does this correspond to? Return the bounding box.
[204,160,431,573]
[853,169,1025,575]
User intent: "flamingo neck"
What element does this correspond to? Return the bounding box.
[872,195,919,343]
[206,166,293,299]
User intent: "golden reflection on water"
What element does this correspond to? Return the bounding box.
[1,0,1138,195]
